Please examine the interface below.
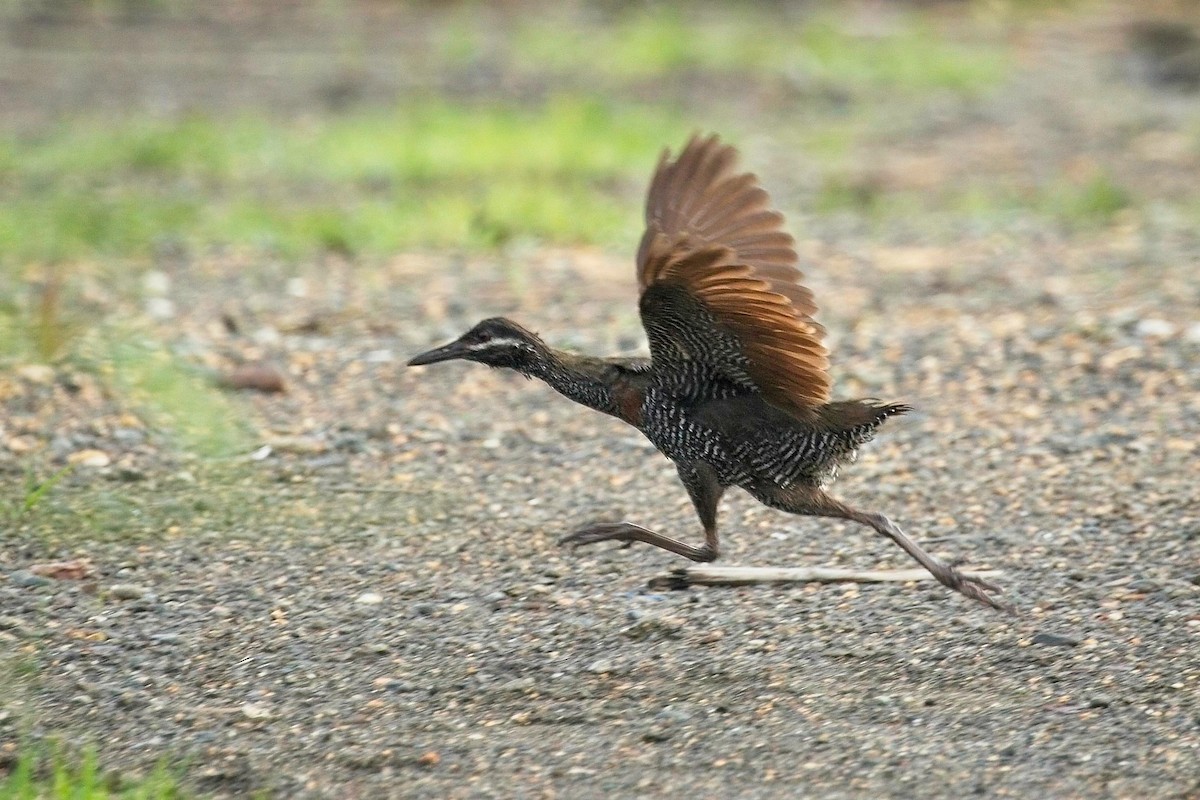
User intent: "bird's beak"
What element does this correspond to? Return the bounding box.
[407,339,470,366]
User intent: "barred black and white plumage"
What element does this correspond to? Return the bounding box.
[408,134,1008,612]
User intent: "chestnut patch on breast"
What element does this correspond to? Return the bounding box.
[613,382,645,426]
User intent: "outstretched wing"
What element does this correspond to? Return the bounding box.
[636,134,831,416]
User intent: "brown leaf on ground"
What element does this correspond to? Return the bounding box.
[29,560,93,580]
[218,362,287,393]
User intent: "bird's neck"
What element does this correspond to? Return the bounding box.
[520,347,625,419]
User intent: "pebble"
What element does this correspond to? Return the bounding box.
[68,449,112,468]
[112,427,145,446]
[1134,318,1175,338]
[114,466,147,482]
[110,584,150,601]
[144,297,175,320]
[241,702,272,720]
[654,707,692,726]
[356,592,383,605]
[412,602,436,617]
[1032,632,1080,648]
[16,364,55,385]
[9,570,52,588]
[642,726,673,743]
[585,659,616,674]
[495,677,536,692]
[621,615,684,641]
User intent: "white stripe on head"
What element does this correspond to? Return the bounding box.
[468,337,523,351]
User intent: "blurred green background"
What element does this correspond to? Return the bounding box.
[3,0,1200,429]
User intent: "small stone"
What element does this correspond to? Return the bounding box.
[114,466,146,482]
[109,584,149,601]
[654,707,692,726]
[621,615,684,641]
[383,680,419,693]
[252,326,282,346]
[16,364,55,385]
[150,632,181,644]
[1127,579,1159,593]
[130,593,159,612]
[1134,318,1175,339]
[412,602,435,617]
[285,277,308,297]
[0,616,31,635]
[1087,695,1114,708]
[112,428,144,445]
[586,659,616,674]
[417,751,440,767]
[1032,632,1080,647]
[142,270,170,294]
[144,296,175,320]
[356,592,383,605]
[642,726,673,742]
[210,605,233,618]
[9,570,51,588]
[1184,322,1200,343]
[68,449,111,468]
[496,677,536,692]
[241,702,272,720]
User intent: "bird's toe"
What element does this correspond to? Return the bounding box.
[558,522,633,548]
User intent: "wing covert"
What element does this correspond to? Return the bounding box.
[635,135,831,415]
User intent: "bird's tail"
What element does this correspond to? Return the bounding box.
[815,399,910,432]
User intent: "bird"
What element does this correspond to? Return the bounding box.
[407,133,1007,612]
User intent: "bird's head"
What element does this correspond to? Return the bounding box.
[407,317,544,371]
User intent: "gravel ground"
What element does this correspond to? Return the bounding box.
[3,4,1200,799]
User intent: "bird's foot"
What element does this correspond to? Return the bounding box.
[558,522,717,562]
[937,564,1013,614]
[559,522,644,550]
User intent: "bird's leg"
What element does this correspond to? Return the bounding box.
[770,486,1012,613]
[559,462,724,563]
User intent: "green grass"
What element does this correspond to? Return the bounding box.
[0,5,1012,268]
[2,465,74,523]
[1,746,184,799]
[0,97,690,266]
[511,7,1006,91]
[98,329,253,458]
[813,168,1135,230]
[1036,171,1133,227]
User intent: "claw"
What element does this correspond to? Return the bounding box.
[947,568,1014,614]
